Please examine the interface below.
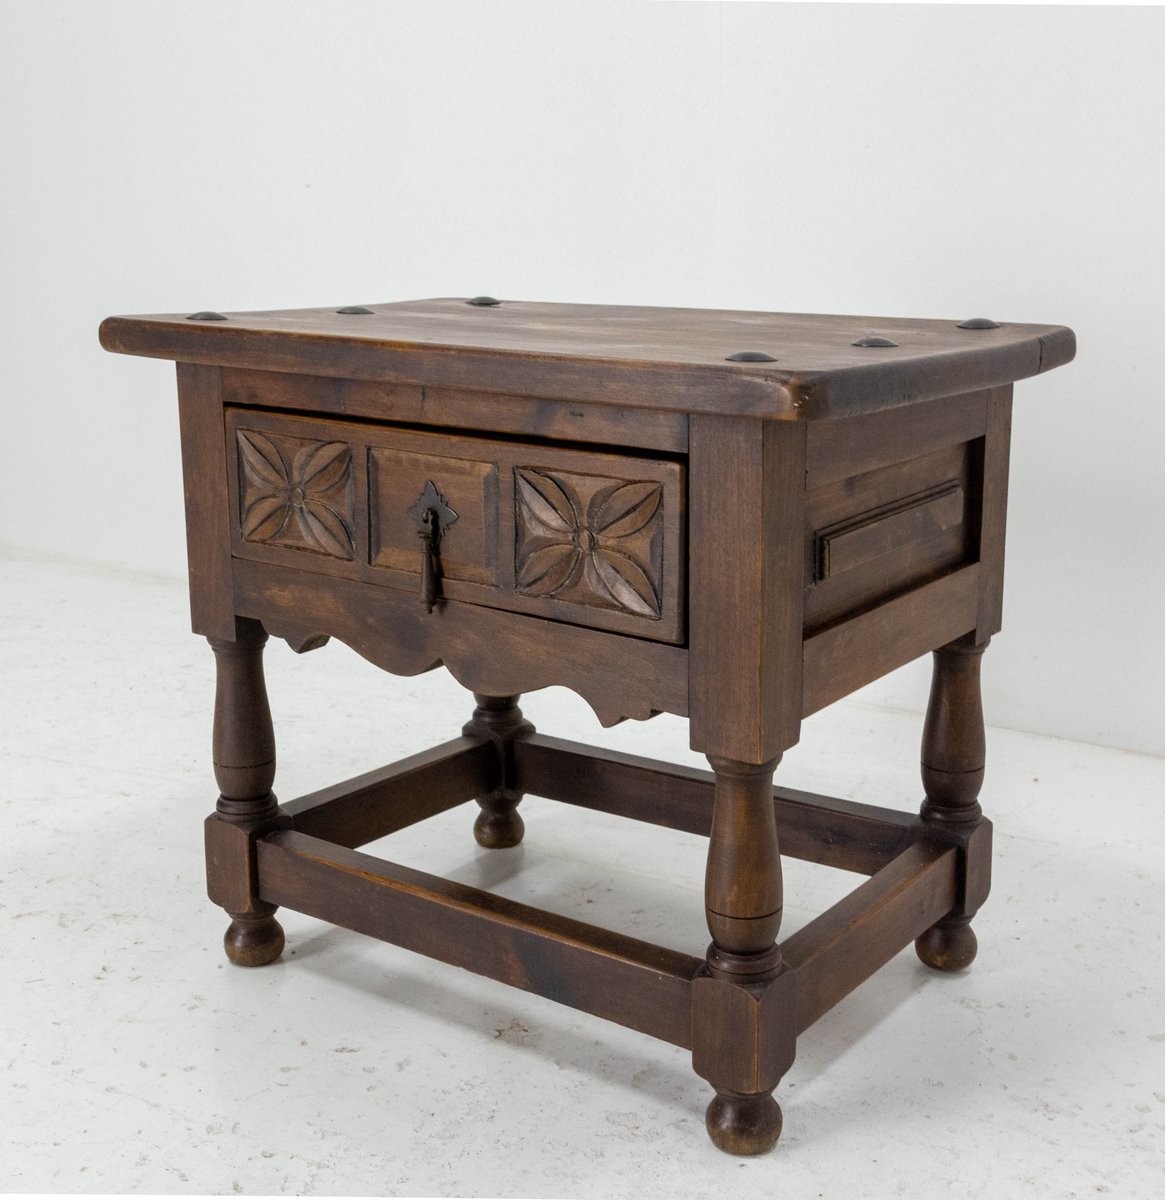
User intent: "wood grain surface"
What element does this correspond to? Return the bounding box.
[100,298,1075,418]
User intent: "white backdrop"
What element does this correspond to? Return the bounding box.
[2,1,1162,756]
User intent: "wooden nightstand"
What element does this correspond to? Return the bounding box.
[100,298,1074,1154]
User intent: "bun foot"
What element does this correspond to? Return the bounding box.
[224,913,285,967]
[915,917,977,972]
[473,808,525,849]
[705,1090,783,1156]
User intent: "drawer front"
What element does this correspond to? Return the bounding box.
[226,408,685,643]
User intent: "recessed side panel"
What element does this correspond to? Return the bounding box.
[805,441,974,631]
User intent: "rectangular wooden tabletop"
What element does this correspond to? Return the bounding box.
[99,298,1075,419]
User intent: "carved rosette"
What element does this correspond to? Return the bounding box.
[237,429,355,559]
[514,467,664,618]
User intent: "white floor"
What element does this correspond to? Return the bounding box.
[2,552,1163,1199]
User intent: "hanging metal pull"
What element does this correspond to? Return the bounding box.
[417,508,440,612]
[408,481,458,613]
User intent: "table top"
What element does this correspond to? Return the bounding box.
[99,297,1075,419]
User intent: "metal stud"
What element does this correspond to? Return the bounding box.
[336,306,373,315]
[186,311,226,321]
[725,350,777,363]
[851,335,899,348]
[957,317,1001,330]
[467,296,501,307]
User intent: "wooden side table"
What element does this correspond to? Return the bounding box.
[100,298,1074,1154]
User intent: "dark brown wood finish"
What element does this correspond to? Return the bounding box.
[694,755,792,1155]
[816,480,964,582]
[100,298,1074,419]
[231,557,688,727]
[975,387,1014,639]
[257,830,703,1048]
[225,405,687,645]
[513,735,918,875]
[685,412,806,1153]
[281,737,491,848]
[804,387,988,487]
[101,296,1074,1157]
[462,694,535,849]
[804,441,973,631]
[220,368,691,454]
[176,364,235,640]
[689,416,804,762]
[783,843,958,1032]
[914,636,993,971]
[204,618,288,967]
[802,565,980,716]
[703,757,785,969]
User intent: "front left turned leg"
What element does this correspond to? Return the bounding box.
[915,635,993,972]
[462,694,534,849]
[694,756,796,1156]
[204,618,288,966]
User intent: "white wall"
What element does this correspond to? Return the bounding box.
[2,1,1162,756]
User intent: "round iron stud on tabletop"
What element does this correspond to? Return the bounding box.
[851,335,899,348]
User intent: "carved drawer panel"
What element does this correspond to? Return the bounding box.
[513,469,666,618]
[236,428,356,560]
[226,408,685,644]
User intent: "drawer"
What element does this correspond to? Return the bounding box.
[226,408,686,644]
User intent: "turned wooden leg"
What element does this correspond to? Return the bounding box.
[694,755,794,1156]
[462,694,534,849]
[915,636,992,972]
[204,618,287,967]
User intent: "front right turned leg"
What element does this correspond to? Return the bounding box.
[204,618,288,967]
[693,756,796,1156]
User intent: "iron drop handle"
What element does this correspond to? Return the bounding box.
[417,508,440,613]
[409,480,458,614]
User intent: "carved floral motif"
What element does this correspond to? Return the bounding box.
[514,468,664,618]
[237,429,355,559]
